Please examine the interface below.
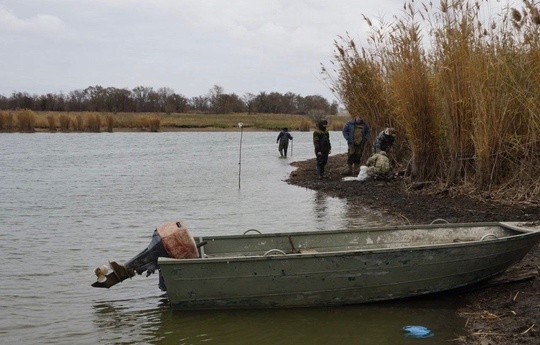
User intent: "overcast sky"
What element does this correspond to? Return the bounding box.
[0,0,518,102]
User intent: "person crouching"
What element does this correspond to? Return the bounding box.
[365,150,392,180]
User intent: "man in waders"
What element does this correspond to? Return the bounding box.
[313,120,331,180]
[373,127,396,153]
[342,114,370,176]
[276,128,293,158]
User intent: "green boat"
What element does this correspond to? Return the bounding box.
[93,220,540,310]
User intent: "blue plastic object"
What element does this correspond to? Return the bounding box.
[402,325,434,338]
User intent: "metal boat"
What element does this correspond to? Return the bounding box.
[92,220,540,310]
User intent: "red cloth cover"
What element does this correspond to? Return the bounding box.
[156,221,199,259]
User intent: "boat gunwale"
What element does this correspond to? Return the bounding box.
[194,221,537,241]
[158,222,540,265]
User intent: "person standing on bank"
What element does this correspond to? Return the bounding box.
[342,114,370,175]
[313,120,331,180]
[276,128,293,158]
[373,127,396,153]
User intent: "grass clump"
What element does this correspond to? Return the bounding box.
[74,114,84,131]
[17,109,36,132]
[149,115,161,132]
[105,114,114,132]
[0,111,14,132]
[298,119,311,131]
[86,114,101,132]
[46,114,56,132]
[59,114,71,132]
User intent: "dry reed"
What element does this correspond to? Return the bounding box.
[298,119,311,131]
[74,114,84,131]
[149,115,161,132]
[59,114,71,132]
[0,111,14,132]
[105,114,114,133]
[86,114,101,132]
[46,114,56,132]
[17,109,36,132]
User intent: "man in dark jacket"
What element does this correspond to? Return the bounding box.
[313,120,331,180]
[342,114,370,175]
[372,127,396,153]
[276,128,293,157]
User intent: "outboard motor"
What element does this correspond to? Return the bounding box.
[91,220,201,289]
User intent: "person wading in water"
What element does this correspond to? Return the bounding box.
[276,128,293,158]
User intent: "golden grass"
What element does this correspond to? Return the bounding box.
[105,114,114,133]
[0,111,14,132]
[17,109,36,132]
[148,115,160,132]
[74,114,84,131]
[85,114,101,132]
[59,114,70,132]
[46,114,56,132]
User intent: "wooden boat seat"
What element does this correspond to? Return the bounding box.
[299,249,318,254]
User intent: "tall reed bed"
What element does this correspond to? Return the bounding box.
[325,0,540,202]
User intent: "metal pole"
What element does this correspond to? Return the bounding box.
[291,137,293,157]
[238,122,243,189]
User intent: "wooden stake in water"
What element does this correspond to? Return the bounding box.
[238,122,243,189]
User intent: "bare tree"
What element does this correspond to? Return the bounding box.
[242,93,256,114]
[132,86,153,112]
[208,85,224,113]
[190,96,209,113]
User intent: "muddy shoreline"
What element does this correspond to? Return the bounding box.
[286,153,540,344]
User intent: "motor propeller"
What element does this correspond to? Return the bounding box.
[91,220,200,289]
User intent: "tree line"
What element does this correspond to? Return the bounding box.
[0,84,338,115]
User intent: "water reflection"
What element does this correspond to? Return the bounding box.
[343,197,391,229]
[92,296,464,345]
[92,296,169,344]
[313,191,329,220]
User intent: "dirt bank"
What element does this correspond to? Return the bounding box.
[286,153,540,345]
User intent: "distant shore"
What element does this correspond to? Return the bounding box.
[0,110,348,133]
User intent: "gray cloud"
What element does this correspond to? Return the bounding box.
[0,0,517,102]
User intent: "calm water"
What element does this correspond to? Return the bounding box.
[0,132,464,344]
